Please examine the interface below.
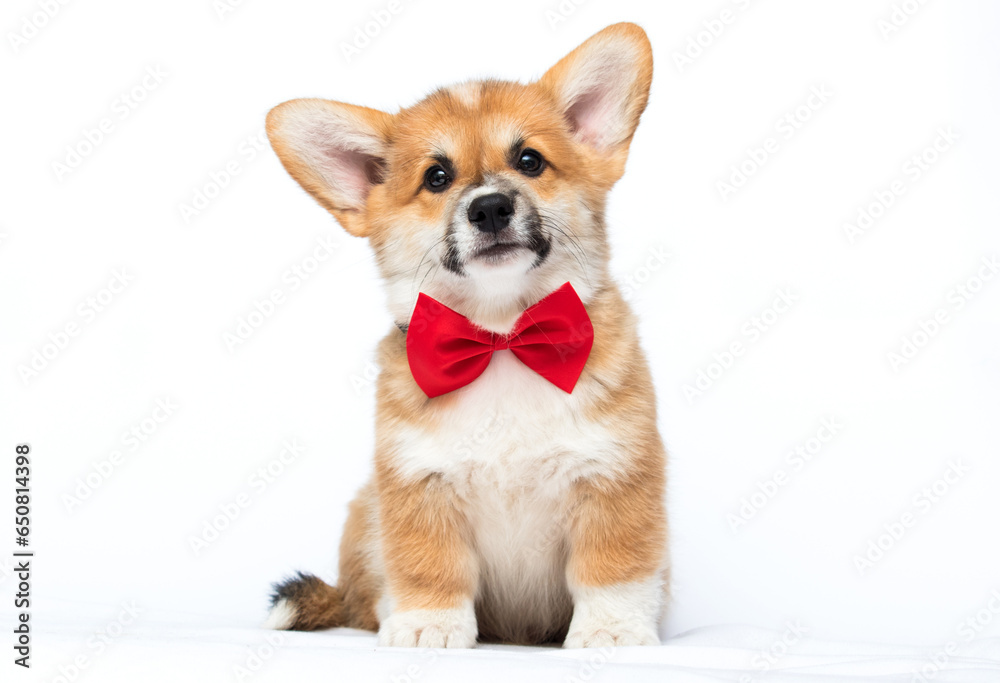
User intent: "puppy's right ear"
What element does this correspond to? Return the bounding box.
[266,99,393,237]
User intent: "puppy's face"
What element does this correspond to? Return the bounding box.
[267,23,652,330]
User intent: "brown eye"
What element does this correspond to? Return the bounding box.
[516,149,545,177]
[424,165,451,192]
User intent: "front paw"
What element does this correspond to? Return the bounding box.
[378,605,477,648]
[564,618,660,648]
[564,578,664,648]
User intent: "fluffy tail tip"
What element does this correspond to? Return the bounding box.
[262,598,298,630]
[262,571,343,631]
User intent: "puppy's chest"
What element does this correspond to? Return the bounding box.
[398,351,618,499]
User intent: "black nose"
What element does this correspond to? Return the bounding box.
[467,193,514,234]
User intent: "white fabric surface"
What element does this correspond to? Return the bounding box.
[18,609,1000,683]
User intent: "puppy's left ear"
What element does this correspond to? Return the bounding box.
[540,23,653,159]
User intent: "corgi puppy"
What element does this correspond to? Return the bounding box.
[263,22,667,648]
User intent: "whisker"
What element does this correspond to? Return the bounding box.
[538,212,591,263]
[416,261,441,295]
[410,236,448,296]
[536,212,594,287]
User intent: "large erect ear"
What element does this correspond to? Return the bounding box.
[266,99,393,237]
[540,23,653,153]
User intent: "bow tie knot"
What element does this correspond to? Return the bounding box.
[491,334,513,351]
[405,283,594,398]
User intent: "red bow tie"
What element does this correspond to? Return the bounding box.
[405,283,594,398]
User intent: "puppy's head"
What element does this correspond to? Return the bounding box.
[267,23,652,330]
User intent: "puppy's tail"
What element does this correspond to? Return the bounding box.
[263,571,345,631]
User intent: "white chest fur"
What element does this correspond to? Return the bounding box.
[391,350,620,490]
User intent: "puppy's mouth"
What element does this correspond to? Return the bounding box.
[473,241,526,262]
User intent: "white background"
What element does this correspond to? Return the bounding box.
[1,0,998,664]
